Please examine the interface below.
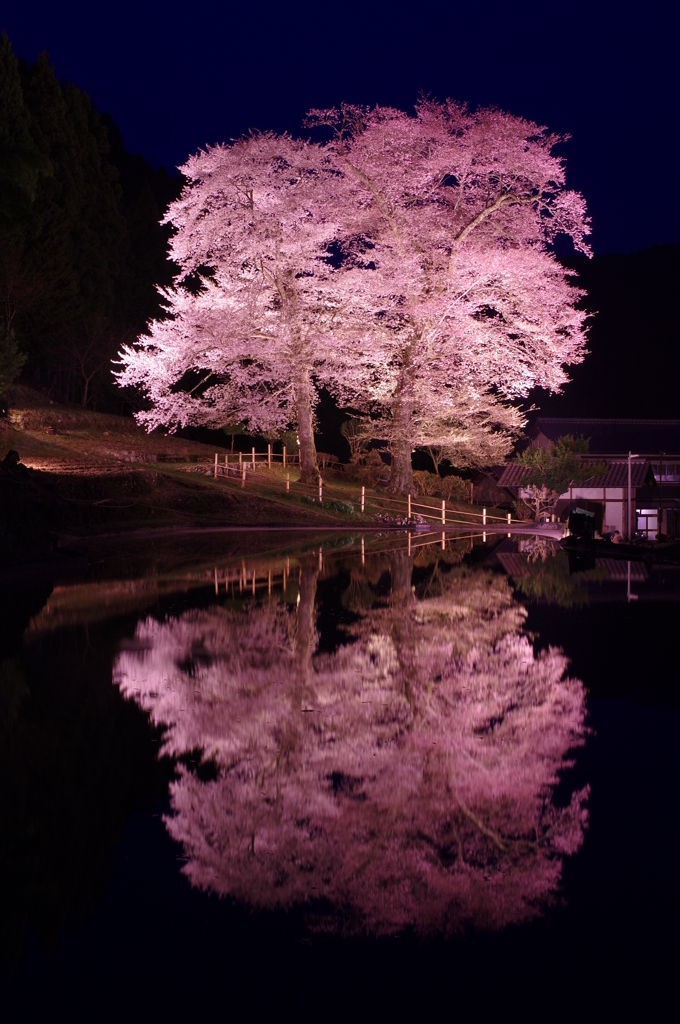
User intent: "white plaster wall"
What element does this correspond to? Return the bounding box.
[561,486,624,533]
[606,493,622,532]
[517,484,625,532]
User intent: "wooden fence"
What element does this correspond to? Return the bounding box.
[212,445,300,475]
[206,450,519,528]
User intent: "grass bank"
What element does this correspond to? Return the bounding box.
[0,388,502,562]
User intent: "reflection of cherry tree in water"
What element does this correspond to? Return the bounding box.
[114,550,588,934]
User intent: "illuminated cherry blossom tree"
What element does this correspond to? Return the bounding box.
[410,379,524,470]
[306,100,592,492]
[119,100,589,488]
[114,550,588,934]
[116,133,389,481]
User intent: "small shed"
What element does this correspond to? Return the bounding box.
[469,467,515,508]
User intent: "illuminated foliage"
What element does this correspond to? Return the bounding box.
[306,100,591,491]
[119,100,590,487]
[117,133,378,480]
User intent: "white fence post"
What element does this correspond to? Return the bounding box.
[361,536,365,565]
[214,453,218,479]
[442,499,445,525]
[239,452,242,469]
[507,512,512,527]
[286,472,290,492]
[268,443,271,469]
[318,477,323,504]
[408,531,411,556]
[252,447,255,468]
[441,531,445,550]
[283,445,286,469]
[408,494,411,520]
[361,485,365,513]
[482,507,487,526]
[241,465,246,488]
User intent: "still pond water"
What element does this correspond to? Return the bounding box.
[1,529,678,1016]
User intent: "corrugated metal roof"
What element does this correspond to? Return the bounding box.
[530,418,680,456]
[497,459,654,489]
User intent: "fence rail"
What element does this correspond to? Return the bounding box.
[204,452,520,527]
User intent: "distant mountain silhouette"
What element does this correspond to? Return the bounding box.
[528,244,680,420]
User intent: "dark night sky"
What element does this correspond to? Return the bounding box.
[3,1,678,253]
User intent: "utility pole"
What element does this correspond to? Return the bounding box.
[627,451,639,539]
[659,450,664,537]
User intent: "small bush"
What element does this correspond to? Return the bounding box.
[512,498,535,522]
[327,500,354,513]
[299,494,354,514]
[344,450,390,486]
[413,471,469,503]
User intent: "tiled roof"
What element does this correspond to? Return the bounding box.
[494,546,648,583]
[497,464,532,487]
[530,418,680,456]
[577,461,654,487]
[497,460,654,489]
[495,552,530,577]
[594,559,647,581]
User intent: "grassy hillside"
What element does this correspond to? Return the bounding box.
[0,389,499,565]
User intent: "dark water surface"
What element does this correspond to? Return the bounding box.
[1,530,678,1017]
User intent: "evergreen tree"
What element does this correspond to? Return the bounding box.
[0,35,182,409]
[0,33,50,396]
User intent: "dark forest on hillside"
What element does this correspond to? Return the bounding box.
[0,34,181,412]
[528,245,680,421]
[1,31,678,427]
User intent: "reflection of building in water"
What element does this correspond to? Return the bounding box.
[493,535,680,604]
[113,553,588,935]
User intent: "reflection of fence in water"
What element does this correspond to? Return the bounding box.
[213,557,301,597]
[210,530,507,598]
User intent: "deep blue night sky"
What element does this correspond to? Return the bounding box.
[3,1,678,253]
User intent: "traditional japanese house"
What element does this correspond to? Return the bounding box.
[499,418,680,539]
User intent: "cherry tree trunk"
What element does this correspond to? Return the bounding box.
[295,375,318,484]
[293,560,318,702]
[388,396,414,495]
[388,550,416,708]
